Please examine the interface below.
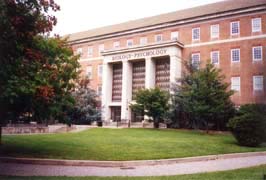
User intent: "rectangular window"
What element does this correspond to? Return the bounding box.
[140,37,147,45]
[86,66,93,79]
[253,76,263,91]
[253,46,262,61]
[231,48,240,62]
[191,53,200,68]
[231,21,240,36]
[155,34,163,42]
[211,51,220,65]
[252,18,262,33]
[231,77,240,91]
[210,24,219,39]
[97,86,102,96]
[192,27,200,41]
[113,41,120,48]
[98,44,104,54]
[88,47,93,57]
[98,65,103,77]
[127,39,133,47]
[171,31,179,40]
[76,47,83,55]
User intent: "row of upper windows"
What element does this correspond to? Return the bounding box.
[192,17,262,41]
[231,76,264,92]
[75,17,263,57]
[191,46,264,66]
[75,32,179,57]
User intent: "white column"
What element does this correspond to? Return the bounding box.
[101,62,112,122]
[145,57,156,89]
[121,60,132,122]
[170,54,182,90]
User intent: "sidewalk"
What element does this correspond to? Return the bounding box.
[0,152,266,177]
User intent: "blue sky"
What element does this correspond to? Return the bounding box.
[52,0,224,36]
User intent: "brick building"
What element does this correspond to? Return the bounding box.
[67,0,266,123]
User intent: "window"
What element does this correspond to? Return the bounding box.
[211,51,220,65]
[155,34,163,42]
[192,27,200,41]
[191,53,200,68]
[97,86,102,96]
[113,41,120,48]
[88,46,93,57]
[253,46,262,61]
[171,31,179,40]
[98,65,103,77]
[231,49,240,62]
[76,47,83,55]
[86,66,92,79]
[231,77,240,91]
[127,39,133,47]
[140,37,147,45]
[210,24,219,39]
[231,21,240,35]
[98,44,104,54]
[252,18,262,32]
[253,76,263,91]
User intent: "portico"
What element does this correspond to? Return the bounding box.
[101,40,183,123]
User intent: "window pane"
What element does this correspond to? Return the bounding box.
[88,47,93,56]
[171,32,179,40]
[140,37,147,45]
[231,49,240,62]
[191,53,200,68]
[127,39,133,47]
[114,41,120,48]
[155,34,162,42]
[211,51,219,64]
[192,28,200,40]
[211,25,219,38]
[253,76,263,90]
[253,46,262,61]
[231,21,239,35]
[231,77,240,91]
[252,18,261,32]
[86,66,92,79]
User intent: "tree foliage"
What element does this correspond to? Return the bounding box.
[130,88,170,128]
[171,62,235,131]
[0,0,79,126]
[228,104,266,147]
[68,78,101,125]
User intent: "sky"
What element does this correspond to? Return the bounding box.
[52,0,225,36]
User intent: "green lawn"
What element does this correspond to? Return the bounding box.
[0,128,265,161]
[1,165,266,180]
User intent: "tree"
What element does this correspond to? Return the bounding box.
[0,0,80,144]
[228,104,266,147]
[68,78,101,125]
[171,62,235,132]
[130,88,170,128]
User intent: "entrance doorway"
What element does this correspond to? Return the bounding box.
[111,106,121,122]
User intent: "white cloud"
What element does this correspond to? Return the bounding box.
[52,0,224,36]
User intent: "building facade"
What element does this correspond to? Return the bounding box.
[68,0,266,123]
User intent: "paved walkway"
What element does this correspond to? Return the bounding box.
[0,153,266,177]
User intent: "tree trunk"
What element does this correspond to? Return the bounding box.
[153,117,159,128]
[206,121,209,134]
[0,124,2,145]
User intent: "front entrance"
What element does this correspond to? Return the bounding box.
[111,106,121,122]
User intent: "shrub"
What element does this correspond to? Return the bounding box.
[228,104,266,147]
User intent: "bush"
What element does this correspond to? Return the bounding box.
[228,104,266,147]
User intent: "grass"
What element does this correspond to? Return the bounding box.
[0,165,266,180]
[0,128,265,161]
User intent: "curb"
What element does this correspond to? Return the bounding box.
[1,151,266,167]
